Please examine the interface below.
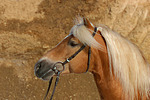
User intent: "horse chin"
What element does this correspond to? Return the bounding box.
[35,66,56,81]
[40,71,55,81]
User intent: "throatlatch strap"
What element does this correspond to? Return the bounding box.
[86,47,91,72]
[85,27,97,72]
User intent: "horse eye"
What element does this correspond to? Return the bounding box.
[69,41,79,47]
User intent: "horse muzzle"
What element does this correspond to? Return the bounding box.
[34,59,65,80]
[34,59,55,80]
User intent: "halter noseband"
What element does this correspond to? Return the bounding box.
[44,27,98,100]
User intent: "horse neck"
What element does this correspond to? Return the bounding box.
[90,34,124,100]
[89,33,149,100]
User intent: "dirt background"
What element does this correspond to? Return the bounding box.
[0,0,150,100]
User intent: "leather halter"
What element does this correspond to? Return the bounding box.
[44,27,97,100]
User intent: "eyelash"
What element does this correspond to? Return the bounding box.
[69,41,79,47]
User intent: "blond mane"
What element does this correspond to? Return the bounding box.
[71,18,150,100]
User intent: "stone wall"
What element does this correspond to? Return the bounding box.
[0,0,149,100]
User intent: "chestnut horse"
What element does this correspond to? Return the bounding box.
[34,18,150,100]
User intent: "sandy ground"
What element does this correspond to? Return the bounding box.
[0,0,150,100]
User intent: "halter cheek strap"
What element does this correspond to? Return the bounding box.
[44,27,97,100]
[86,27,97,72]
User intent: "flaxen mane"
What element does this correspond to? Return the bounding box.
[71,18,150,100]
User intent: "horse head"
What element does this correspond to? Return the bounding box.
[34,18,106,80]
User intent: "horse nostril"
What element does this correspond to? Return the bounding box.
[35,62,42,72]
[36,64,41,70]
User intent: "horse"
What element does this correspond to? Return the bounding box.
[34,17,150,100]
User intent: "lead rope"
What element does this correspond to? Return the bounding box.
[44,72,60,100]
[50,72,60,100]
[43,77,53,100]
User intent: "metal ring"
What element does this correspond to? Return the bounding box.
[52,62,65,74]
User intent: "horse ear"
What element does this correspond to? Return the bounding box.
[83,18,93,28]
